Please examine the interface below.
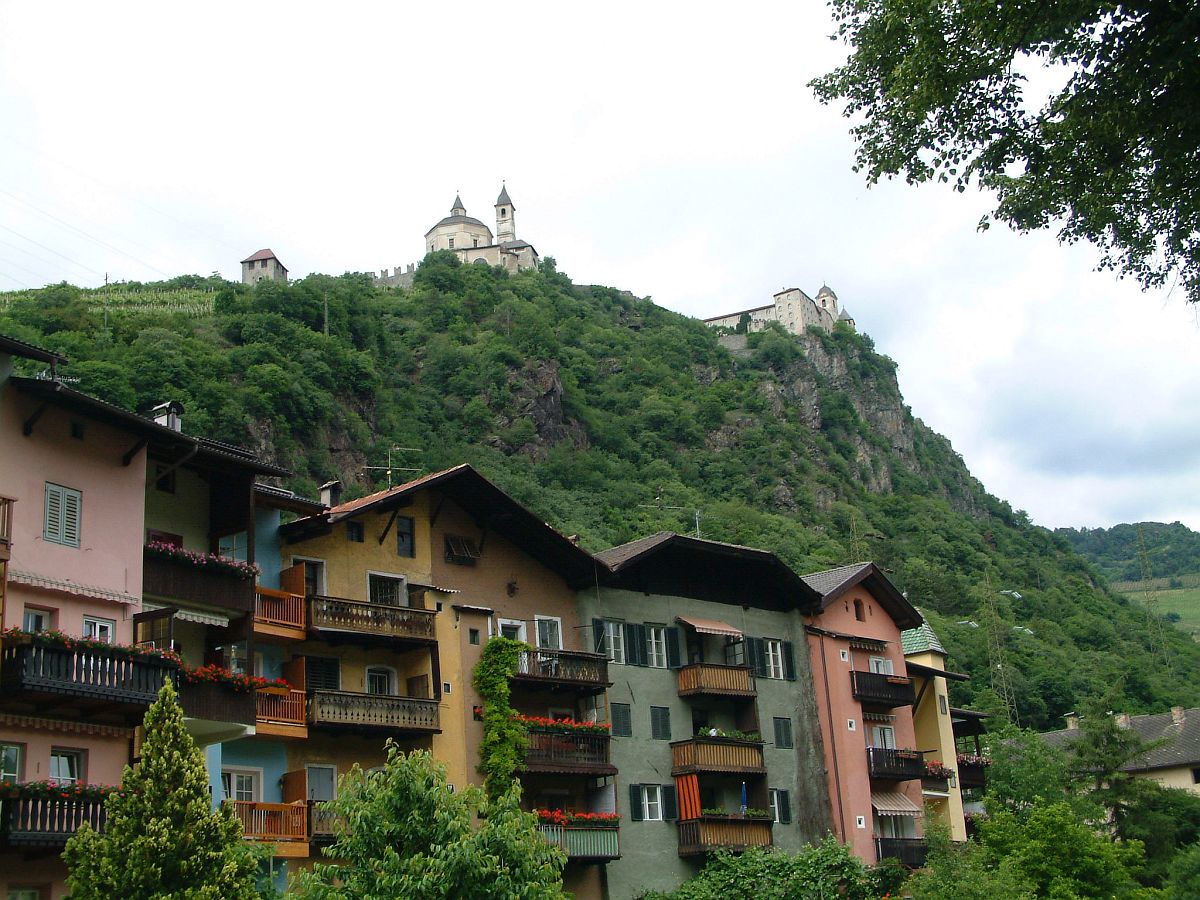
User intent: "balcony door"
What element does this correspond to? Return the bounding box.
[869,656,894,675]
[368,573,407,607]
[535,616,562,651]
[221,769,260,803]
[306,765,336,802]
[871,725,896,750]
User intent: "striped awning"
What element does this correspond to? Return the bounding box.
[675,615,742,638]
[871,791,922,817]
[10,570,138,605]
[141,600,229,627]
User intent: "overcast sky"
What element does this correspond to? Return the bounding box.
[1,2,1197,531]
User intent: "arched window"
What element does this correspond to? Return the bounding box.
[500,207,507,218]
[853,599,865,622]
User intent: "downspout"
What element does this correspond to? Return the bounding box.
[817,627,847,841]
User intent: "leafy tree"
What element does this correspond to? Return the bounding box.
[983,725,1082,822]
[640,838,883,899]
[812,0,1200,303]
[292,744,566,899]
[1167,842,1200,899]
[906,821,1035,900]
[63,679,261,899]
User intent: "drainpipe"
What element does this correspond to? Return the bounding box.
[817,627,847,841]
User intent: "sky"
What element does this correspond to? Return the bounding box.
[1,2,1197,532]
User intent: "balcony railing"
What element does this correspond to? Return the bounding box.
[309,595,436,643]
[258,688,307,727]
[850,671,916,708]
[958,760,987,790]
[537,824,619,860]
[232,801,308,842]
[1,795,106,845]
[866,747,925,781]
[310,803,342,842]
[0,642,176,709]
[676,663,755,698]
[677,816,772,857]
[523,730,616,775]
[179,681,256,726]
[0,495,13,562]
[255,587,305,633]
[309,690,439,733]
[512,649,610,691]
[876,837,928,868]
[143,553,254,613]
[671,737,766,776]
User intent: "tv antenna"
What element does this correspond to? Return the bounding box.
[360,445,422,488]
[638,489,703,538]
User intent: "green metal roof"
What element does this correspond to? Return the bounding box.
[901,617,946,655]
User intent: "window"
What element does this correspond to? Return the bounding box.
[83,617,114,643]
[294,558,325,596]
[724,637,746,667]
[629,784,676,822]
[221,769,259,802]
[848,719,857,731]
[611,703,632,737]
[395,516,414,557]
[650,706,671,741]
[70,421,85,440]
[643,784,662,821]
[49,749,84,786]
[217,531,247,561]
[22,609,48,633]
[938,694,949,715]
[8,889,43,900]
[469,628,480,645]
[366,667,394,695]
[472,238,479,247]
[146,528,182,547]
[368,573,407,606]
[498,618,526,641]
[769,788,792,824]
[44,483,81,547]
[765,639,785,680]
[535,616,562,650]
[593,619,626,664]
[869,656,894,675]
[305,656,341,691]
[773,717,794,749]
[0,743,22,782]
[346,521,364,542]
[448,238,455,249]
[647,625,668,668]
[854,599,865,621]
[871,725,896,749]
[153,464,175,494]
[444,534,479,566]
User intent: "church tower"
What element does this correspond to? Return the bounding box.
[495,184,516,245]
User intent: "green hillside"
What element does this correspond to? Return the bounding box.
[1056,521,1200,583]
[3,255,1197,730]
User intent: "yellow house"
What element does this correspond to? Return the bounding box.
[901,618,969,841]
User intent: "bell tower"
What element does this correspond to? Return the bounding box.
[495,183,516,245]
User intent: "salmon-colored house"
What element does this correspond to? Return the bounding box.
[802,562,927,867]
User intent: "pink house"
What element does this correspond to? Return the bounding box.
[802,563,927,867]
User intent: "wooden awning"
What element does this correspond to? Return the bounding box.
[675,615,742,638]
[871,791,922,817]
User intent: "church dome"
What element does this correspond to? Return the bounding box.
[817,284,838,300]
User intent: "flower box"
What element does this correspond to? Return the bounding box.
[534,809,620,827]
[181,664,290,694]
[144,542,260,580]
[517,714,611,735]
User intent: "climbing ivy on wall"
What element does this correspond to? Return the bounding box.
[472,636,530,800]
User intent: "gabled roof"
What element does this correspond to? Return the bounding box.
[7,377,287,477]
[241,249,280,264]
[1041,708,1200,772]
[281,464,599,586]
[254,482,324,515]
[801,562,923,630]
[596,532,821,612]
[0,334,67,366]
[496,184,512,206]
[702,303,774,322]
[901,616,946,655]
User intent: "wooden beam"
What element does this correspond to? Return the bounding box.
[21,402,49,436]
[378,506,401,546]
[429,495,446,528]
[122,438,148,467]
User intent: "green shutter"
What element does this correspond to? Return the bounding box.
[665,626,682,668]
[611,702,632,737]
[779,790,791,824]
[44,483,80,547]
[628,784,643,821]
[662,784,678,821]
[44,483,63,544]
[593,619,606,654]
[783,641,796,681]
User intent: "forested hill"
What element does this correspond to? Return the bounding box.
[2,254,1197,729]
[1056,522,1200,583]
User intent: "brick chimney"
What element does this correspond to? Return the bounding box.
[151,400,184,432]
[1115,713,1132,728]
[1172,706,1186,725]
[1065,714,1079,730]
[319,479,343,509]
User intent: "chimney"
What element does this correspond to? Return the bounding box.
[319,480,343,509]
[1065,713,1079,730]
[151,400,184,432]
[1115,713,1132,728]
[1172,706,1186,725]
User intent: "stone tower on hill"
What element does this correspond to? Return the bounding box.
[240,249,288,286]
[377,185,540,288]
[703,282,856,336]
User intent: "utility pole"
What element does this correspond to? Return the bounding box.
[984,578,1020,726]
[323,291,329,337]
[1137,525,1172,672]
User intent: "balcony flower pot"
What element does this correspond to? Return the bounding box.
[144,542,261,581]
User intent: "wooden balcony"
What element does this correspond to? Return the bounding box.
[143,552,254,613]
[0,641,176,721]
[256,689,308,740]
[232,801,309,857]
[0,795,106,846]
[309,690,439,734]
[308,595,436,646]
[866,747,925,781]
[671,737,766,776]
[537,824,619,861]
[850,671,916,708]
[957,760,987,790]
[522,730,617,776]
[676,663,755,698]
[511,649,610,694]
[677,816,772,857]
[876,837,928,868]
[254,587,306,641]
[0,495,13,562]
[310,804,342,843]
[179,681,256,727]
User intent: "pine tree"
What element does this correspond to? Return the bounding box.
[63,678,261,899]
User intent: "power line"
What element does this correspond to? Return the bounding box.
[0,236,67,272]
[0,270,30,289]
[0,254,45,280]
[0,223,104,278]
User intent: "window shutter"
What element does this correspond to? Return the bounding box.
[665,626,682,669]
[634,624,650,667]
[782,641,796,681]
[624,623,643,666]
[747,637,767,677]
[44,484,63,544]
[611,702,632,737]
[628,784,644,822]
[773,717,794,749]
[662,784,678,821]
[779,790,791,824]
[593,619,606,655]
[651,706,671,741]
